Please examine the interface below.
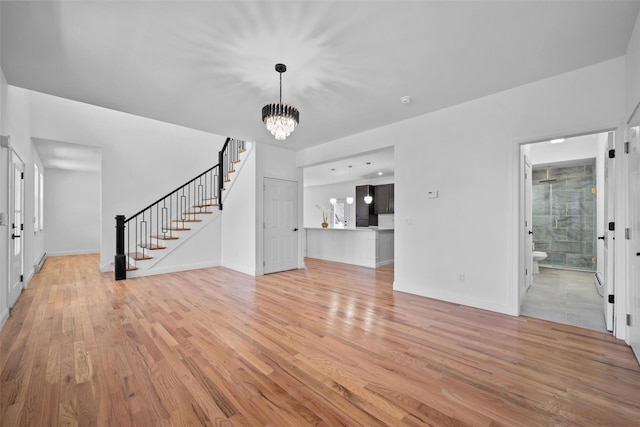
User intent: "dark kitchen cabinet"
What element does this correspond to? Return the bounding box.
[356,185,377,227]
[374,184,394,214]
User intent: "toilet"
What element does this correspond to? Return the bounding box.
[532,251,547,274]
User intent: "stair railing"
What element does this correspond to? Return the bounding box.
[114,137,245,280]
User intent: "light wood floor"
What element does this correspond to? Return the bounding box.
[2,255,639,426]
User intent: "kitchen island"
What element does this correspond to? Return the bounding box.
[305,227,394,268]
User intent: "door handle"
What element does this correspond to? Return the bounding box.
[528,230,533,235]
[293,228,298,232]
[598,236,605,240]
[11,234,21,239]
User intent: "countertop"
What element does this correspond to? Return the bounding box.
[305,226,394,231]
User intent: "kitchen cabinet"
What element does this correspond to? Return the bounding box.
[356,185,377,227]
[374,184,394,214]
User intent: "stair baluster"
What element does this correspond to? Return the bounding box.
[114,137,244,280]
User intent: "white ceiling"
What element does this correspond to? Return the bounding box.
[3,0,639,156]
[4,2,640,180]
[32,138,101,172]
[303,147,394,187]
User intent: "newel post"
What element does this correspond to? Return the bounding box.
[218,149,224,211]
[115,215,126,280]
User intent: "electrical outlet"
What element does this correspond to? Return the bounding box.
[458,274,465,283]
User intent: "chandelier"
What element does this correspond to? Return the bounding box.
[262,63,299,141]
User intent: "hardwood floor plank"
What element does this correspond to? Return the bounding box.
[1,254,639,426]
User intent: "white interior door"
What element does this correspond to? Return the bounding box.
[9,150,24,307]
[604,133,616,332]
[628,125,640,363]
[524,155,533,291]
[263,177,298,274]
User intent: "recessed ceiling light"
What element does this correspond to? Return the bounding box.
[378,172,383,175]
[550,138,565,144]
[400,96,412,104]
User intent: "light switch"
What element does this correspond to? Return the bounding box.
[427,190,439,199]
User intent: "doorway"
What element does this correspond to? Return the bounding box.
[8,149,24,307]
[520,132,610,332]
[263,177,299,274]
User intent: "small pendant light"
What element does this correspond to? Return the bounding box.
[364,162,373,204]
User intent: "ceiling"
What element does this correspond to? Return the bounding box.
[32,138,101,172]
[303,147,394,187]
[3,1,639,157]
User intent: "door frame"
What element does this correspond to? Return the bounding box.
[8,146,25,308]
[516,130,615,318]
[523,155,533,295]
[626,106,640,362]
[604,132,616,331]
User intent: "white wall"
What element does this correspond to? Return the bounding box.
[0,64,7,328]
[0,85,46,329]
[527,133,601,166]
[297,57,625,316]
[626,11,640,120]
[26,90,226,271]
[0,1,8,327]
[221,143,257,275]
[44,168,100,255]
[255,143,303,275]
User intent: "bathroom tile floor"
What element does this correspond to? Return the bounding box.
[521,267,607,333]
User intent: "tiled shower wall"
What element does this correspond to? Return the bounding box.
[532,163,596,271]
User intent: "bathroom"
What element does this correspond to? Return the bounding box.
[521,132,609,332]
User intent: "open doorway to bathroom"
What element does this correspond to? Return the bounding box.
[520,131,612,333]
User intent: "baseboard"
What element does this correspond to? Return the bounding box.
[221,261,256,277]
[100,261,114,273]
[376,259,394,267]
[393,280,514,316]
[23,268,34,290]
[126,261,222,279]
[594,272,605,297]
[0,308,9,331]
[47,249,100,256]
[34,252,47,273]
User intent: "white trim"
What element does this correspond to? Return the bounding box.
[0,308,8,330]
[47,249,99,257]
[508,141,519,316]
[514,129,618,320]
[126,261,221,279]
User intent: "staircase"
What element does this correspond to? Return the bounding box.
[114,138,249,280]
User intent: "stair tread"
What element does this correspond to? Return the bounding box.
[139,243,166,250]
[184,211,213,214]
[128,252,152,261]
[192,204,219,208]
[166,227,191,231]
[151,235,179,240]
[172,219,202,223]
[232,160,241,164]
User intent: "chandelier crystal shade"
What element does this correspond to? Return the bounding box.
[262,64,299,141]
